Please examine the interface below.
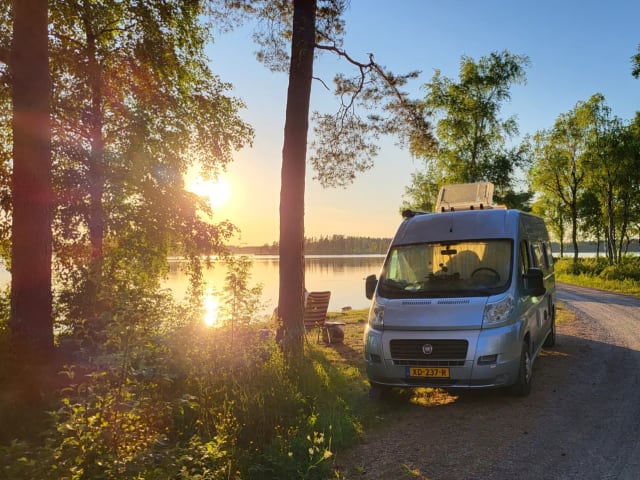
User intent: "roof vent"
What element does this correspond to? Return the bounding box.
[435,182,499,212]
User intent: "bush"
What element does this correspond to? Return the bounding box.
[554,257,609,277]
[598,256,640,281]
[554,256,640,297]
[0,302,361,479]
[1,253,366,480]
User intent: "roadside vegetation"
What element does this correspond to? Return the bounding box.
[555,256,640,297]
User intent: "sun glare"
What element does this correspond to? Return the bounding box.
[203,292,221,327]
[187,175,231,210]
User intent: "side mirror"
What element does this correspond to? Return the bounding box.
[524,267,546,296]
[365,274,378,300]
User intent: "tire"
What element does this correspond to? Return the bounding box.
[369,382,392,401]
[511,342,533,396]
[543,313,556,348]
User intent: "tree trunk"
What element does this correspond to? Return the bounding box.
[278,0,316,359]
[558,216,565,258]
[606,184,616,264]
[10,0,53,389]
[86,30,105,327]
[571,203,579,266]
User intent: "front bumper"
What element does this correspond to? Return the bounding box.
[364,324,522,389]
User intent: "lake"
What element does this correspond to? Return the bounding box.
[164,255,384,320]
[0,255,383,316]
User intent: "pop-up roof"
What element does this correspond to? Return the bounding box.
[435,182,496,212]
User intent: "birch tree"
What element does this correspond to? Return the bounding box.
[405,50,529,208]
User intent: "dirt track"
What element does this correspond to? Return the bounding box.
[337,283,640,479]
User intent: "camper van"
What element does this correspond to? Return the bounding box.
[364,183,555,396]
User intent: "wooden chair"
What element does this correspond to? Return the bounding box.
[303,291,345,344]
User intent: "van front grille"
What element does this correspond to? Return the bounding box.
[389,339,468,362]
[394,359,465,367]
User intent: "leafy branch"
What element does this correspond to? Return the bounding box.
[311,42,436,187]
[632,44,640,79]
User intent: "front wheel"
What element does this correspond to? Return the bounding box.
[369,382,392,401]
[511,342,532,396]
[544,314,556,348]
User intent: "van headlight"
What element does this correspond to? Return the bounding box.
[368,303,385,330]
[483,294,514,327]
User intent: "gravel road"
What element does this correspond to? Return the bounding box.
[337,282,640,479]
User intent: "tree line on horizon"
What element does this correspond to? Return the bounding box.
[230,234,392,255]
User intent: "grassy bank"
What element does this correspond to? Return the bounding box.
[554,256,640,296]
[0,305,377,480]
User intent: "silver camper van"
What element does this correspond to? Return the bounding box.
[364,183,556,396]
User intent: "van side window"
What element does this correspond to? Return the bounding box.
[531,242,546,269]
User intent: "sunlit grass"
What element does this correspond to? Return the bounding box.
[555,257,640,297]
[557,273,640,296]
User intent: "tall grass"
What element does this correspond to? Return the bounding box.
[554,256,640,297]
[0,295,372,480]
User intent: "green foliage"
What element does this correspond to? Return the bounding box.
[555,257,640,292]
[531,94,640,264]
[0,286,10,406]
[219,255,265,327]
[554,256,609,276]
[0,257,369,479]
[402,169,440,213]
[632,43,640,78]
[3,0,251,348]
[0,64,10,263]
[405,50,530,210]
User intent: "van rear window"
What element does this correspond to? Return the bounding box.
[378,240,512,298]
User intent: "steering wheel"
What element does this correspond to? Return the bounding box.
[471,267,500,282]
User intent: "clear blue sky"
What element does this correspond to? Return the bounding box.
[203,0,640,246]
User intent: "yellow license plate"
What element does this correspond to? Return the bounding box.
[407,367,450,378]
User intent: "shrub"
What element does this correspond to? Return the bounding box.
[554,257,609,277]
[0,255,363,480]
[598,256,640,281]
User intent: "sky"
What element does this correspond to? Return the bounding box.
[197,0,640,246]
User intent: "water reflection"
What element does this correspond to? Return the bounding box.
[164,255,385,319]
[203,289,221,327]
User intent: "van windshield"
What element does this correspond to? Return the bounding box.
[378,240,512,298]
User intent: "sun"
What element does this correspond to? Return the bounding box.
[187,175,231,210]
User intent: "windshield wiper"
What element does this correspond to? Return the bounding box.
[379,279,408,292]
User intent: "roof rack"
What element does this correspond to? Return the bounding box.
[435,182,498,212]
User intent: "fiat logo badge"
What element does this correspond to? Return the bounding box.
[422,344,433,355]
